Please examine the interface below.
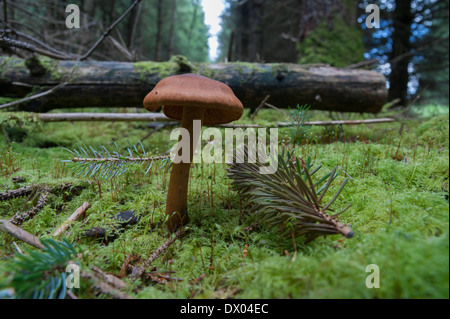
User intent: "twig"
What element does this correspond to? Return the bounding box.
[0,219,45,249]
[0,35,71,60]
[0,185,34,201]
[71,155,169,163]
[1,183,85,227]
[345,59,380,69]
[65,290,78,299]
[12,241,22,254]
[132,228,186,278]
[33,113,397,127]
[0,219,132,299]
[78,0,143,61]
[0,28,75,59]
[0,82,68,110]
[218,118,397,128]
[0,183,82,202]
[38,112,171,122]
[89,266,128,290]
[0,17,75,59]
[389,37,449,67]
[249,94,270,120]
[264,102,289,117]
[10,186,50,225]
[80,269,133,299]
[52,202,90,237]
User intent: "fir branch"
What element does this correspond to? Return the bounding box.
[227,147,354,243]
[288,104,311,148]
[64,143,170,180]
[6,238,77,299]
[131,227,186,279]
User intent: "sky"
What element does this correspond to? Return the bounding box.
[201,0,226,61]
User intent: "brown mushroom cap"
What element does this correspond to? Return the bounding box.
[143,73,244,125]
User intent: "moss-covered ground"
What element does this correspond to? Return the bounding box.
[0,105,448,299]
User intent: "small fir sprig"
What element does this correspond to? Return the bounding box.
[63,142,171,180]
[4,238,78,299]
[227,147,354,243]
[288,104,311,148]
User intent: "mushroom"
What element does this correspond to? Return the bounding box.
[143,73,244,232]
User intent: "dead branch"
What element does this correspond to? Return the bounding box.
[38,112,171,122]
[132,227,186,279]
[0,27,75,59]
[52,202,90,237]
[0,82,68,110]
[0,35,71,60]
[0,185,34,201]
[33,112,397,127]
[80,269,133,299]
[0,219,45,249]
[10,186,50,225]
[249,94,271,120]
[79,0,143,61]
[0,217,132,299]
[346,59,380,69]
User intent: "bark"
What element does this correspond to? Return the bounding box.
[0,57,388,113]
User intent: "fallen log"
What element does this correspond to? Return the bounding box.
[0,56,387,113]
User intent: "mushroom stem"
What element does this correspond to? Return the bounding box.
[166,106,204,232]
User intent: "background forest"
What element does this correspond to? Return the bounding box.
[1,0,448,106]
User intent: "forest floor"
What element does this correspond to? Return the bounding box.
[0,105,448,299]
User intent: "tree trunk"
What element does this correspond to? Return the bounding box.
[238,2,250,61]
[168,0,176,58]
[187,0,199,42]
[0,57,388,113]
[249,0,263,62]
[389,0,413,107]
[155,0,163,62]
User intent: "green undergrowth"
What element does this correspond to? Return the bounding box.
[0,106,448,299]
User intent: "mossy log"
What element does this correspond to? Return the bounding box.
[0,56,387,113]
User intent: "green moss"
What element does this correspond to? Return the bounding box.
[133,55,195,81]
[230,62,270,85]
[0,112,40,127]
[271,63,290,79]
[30,56,64,80]
[416,114,449,147]
[0,109,448,299]
[297,17,365,67]
[0,57,26,81]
